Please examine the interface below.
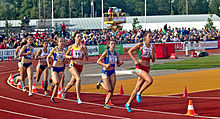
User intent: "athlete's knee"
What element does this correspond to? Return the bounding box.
[53,81,59,85]
[146,79,153,86]
[68,81,75,86]
[75,77,81,82]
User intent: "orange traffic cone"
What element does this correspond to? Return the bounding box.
[8,74,12,80]
[17,81,22,89]
[57,87,62,98]
[170,53,178,59]
[32,83,37,93]
[105,93,113,106]
[119,84,124,95]
[182,86,188,98]
[10,75,15,85]
[185,100,198,116]
[191,51,198,58]
[41,80,44,89]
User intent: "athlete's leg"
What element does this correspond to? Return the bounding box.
[105,73,116,104]
[126,75,145,105]
[51,72,61,100]
[20,65,27,87]
[69,67,81,99]
[35,65,43,82]
[43,69,49,92]
[26,65,33,95]
[64,76,76,93]
[138,73,153,95]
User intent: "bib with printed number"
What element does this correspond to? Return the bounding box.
[54,48,65,62]
[24,45,33,59]
[71,44,83,60]
[104,49,118,67]
[138,42,152,60]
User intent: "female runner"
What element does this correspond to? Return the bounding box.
[96,40,123,109]
[125,32,155,112]
[47,37,66,103]
[35,40,49,96]
[19,36,34,96]
[62,32,88,104]
[14,39,27,83]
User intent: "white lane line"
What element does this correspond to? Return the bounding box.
[0,108,48,119]
[0,96,130,119]
[167,88,220,96]
[0,70,18,75]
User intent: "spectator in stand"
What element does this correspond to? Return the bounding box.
[164,24,168,32]
[61,22,66,37]
[0,39,7,49]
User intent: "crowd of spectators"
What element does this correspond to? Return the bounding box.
[0,24,220,49]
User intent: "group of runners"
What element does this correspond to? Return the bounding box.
[14,32,155,112]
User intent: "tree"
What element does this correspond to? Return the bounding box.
[132,18,142,30]
[209,0,220,17]
[205,14,215,29]
[4,20,12,36]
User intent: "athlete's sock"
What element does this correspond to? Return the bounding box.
[44,81,48,91]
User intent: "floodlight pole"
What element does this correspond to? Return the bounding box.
[145,0,146,30]
[186,0,188,15]
[52,0,54,27]
[69,0,71,18]
[102,0,104,30]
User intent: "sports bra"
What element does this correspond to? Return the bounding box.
[138,42,152,61]
[39,48,49,61]
[53,47,65,62]
[104,49,117,67]
[71,44,84,60]
[24,45,33,59]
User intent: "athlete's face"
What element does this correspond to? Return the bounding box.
[109,41,116,49]
[145,33,152,43]
[43,42,48,48]
[75,34,82,43]
[27,38,32,45]
[58,38,65,47]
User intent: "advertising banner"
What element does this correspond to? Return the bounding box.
[87,46,99,56]
[99,44,123,55]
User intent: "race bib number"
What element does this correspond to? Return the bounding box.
[142,49,151,58]
[109,55,117,64]
[73,50,83,58]
[57,52,64,61]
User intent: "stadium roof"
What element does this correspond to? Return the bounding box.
[0,14,219,30]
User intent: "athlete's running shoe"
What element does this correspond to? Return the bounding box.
[44,91,48,96]
[104,103,111,109]
[22,87,27,92]
[125,103,132,112]
[28,92,33,96]
[136,91,141,103]
[62,89,66,99]
[77,98,83,104]
[96,79,103,89]
[51,98,56,103]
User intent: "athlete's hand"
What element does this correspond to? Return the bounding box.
[27,51,32,55]
[117,61,124,67]
[14,56,17,59]
[105,64,111,69]
[68,56,73,60]
[47,65,52,69]
[134,61,140,66]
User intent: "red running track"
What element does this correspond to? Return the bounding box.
[1,62,220,119]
